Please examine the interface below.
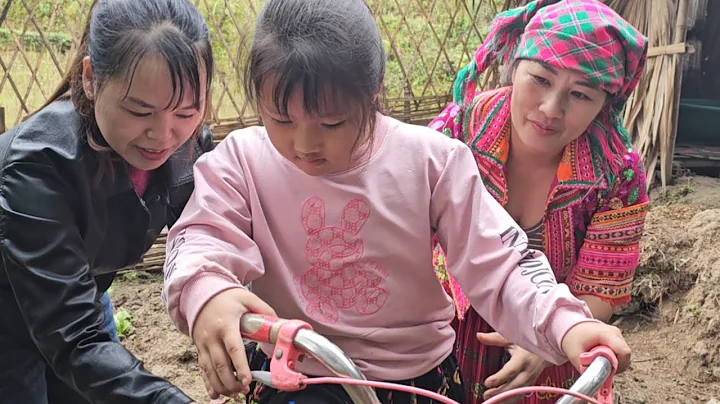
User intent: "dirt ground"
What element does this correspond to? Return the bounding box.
[113,173,720,404]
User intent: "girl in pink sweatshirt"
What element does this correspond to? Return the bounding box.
[162,0,632,402]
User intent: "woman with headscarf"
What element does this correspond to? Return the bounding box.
[430,1,651,403]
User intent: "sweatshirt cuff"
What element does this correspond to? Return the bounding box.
[546,304,601,364]
[180,272,246,335]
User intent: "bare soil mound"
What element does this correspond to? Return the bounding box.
[630,174,720,386]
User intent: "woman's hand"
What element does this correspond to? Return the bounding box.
[192,288,277,400]
[561,321,631,373]
[477,332,550,403]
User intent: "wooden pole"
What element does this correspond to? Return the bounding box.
[403,84,411,124]
[662,0,691,188]
[0,107,5,134]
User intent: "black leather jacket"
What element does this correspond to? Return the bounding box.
[0,100,214,403]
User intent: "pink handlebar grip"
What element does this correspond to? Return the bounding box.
[240,314,316,391]
[240,313,281,344]
[579,346,618,404]
[270,319,313,391]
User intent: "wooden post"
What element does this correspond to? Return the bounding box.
[662,0,691,188]
[404,84,411,124]
[0,107,5,134]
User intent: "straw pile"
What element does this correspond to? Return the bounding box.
[606,0,690,191]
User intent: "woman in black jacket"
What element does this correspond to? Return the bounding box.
[0,0,215,403]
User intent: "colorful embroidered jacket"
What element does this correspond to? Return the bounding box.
[431,87,650,317]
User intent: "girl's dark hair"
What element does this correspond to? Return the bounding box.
[245,0,385,149]
[36,0,214,154]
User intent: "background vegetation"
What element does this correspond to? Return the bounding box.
[0,0,502,126]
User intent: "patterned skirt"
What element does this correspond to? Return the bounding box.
[454,309,580,404]
[244,342,466,404]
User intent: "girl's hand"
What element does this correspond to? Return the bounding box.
[561,321,631,373]
[192,288,276,399]
[477,332,550,403]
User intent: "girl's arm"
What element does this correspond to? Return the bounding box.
[0,159,191,404]
[162,135,264,336]
[430,142,598,366]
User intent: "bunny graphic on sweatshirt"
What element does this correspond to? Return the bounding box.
[294,197,389,323]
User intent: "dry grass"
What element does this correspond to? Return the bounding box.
[632,175,720,305]
[606,0,683,191]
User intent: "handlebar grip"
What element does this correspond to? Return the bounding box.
[579,346,618,404]
[579,345,618,371]
[240,313,285,344]
[239,313,312,392]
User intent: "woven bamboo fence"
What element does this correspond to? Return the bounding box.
[0,0,699,273]
[0,0,506,133]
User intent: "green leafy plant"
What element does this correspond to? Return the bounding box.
[113,308,134,340]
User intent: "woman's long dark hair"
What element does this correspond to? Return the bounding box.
[34,0,214,176]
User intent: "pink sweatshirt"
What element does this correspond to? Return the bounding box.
[162,114,597,381]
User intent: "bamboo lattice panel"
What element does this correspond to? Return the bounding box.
[0,0,504,136]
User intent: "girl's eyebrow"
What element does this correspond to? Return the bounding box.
[319,111,349,119]
[126,96,156,109]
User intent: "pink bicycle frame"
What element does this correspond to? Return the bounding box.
[239,313,617,404]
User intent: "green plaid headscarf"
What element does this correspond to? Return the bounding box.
[453,0,648,152]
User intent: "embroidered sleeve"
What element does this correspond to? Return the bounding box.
[567,152,650,306]
[429,102,464,141]
[432,238,458,307]
[429,103,464,300]
[428,88,507,144]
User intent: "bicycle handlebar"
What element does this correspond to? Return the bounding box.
[240,313,381,404]
[239,313,617,404]
[556,349,615,404]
